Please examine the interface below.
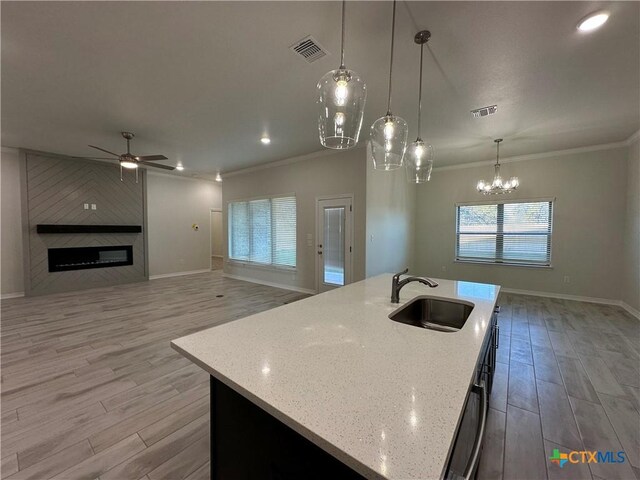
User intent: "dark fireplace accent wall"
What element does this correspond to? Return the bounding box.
[48,245,134,272]
[20,151,148,296]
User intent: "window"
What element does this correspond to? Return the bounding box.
[456,200,553,266]
[228,195,296,268]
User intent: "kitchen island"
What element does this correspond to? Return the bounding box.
[171,274,500,480]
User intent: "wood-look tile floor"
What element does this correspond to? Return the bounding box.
[1,272,309,480]
[477,293,640,480]
[2,275,638,479]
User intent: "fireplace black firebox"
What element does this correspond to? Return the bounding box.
[48,246,133,272]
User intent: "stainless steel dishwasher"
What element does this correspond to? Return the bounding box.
[445,305,499,480]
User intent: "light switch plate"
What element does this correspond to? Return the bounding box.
[83,203,89,210]
[91,204,97,210]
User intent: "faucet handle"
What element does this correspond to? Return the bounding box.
[393,268,409,282]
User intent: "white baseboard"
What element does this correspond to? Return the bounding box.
[1,292,25,300]
[620,302,640,320]
[149,269,211,280]
[222,273,316,295]
[501,288,617,305]
[501,288,640,320]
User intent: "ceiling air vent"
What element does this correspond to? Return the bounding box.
[471,105,498,118]
[290,36,328,63]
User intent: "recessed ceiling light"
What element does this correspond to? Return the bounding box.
[577,11,609,32]
[176,163,184,171]
[215,172,222,182]
[260,136,271,145]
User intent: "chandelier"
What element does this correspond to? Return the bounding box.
[477,139,519,194]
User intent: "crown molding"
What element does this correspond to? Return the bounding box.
[433,140,629,172]
[145,168,218,183]
[223,144,366,178]
[625,129,640,146]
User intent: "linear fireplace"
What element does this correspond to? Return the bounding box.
[48,245,133,272]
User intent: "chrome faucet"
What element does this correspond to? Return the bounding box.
[391,268,438,303]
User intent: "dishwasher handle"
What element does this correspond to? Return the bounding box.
[463,381,489,480]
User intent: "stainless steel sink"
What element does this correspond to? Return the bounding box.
[389,296,474,332]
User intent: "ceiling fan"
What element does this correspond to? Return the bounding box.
[85,131,174,170]
[79,131,175,181]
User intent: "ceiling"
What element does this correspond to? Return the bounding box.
[2,1,638,179]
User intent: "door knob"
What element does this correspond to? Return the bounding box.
[317,251,323,255]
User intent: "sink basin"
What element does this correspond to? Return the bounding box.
[389,296,474,332]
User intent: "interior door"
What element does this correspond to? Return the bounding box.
[316,197,353,293]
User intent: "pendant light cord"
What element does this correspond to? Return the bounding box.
[385,0,397,116]
[340,0,346,69]
[417,42,424,139]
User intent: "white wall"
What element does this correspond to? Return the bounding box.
[1,147,24,296]
[624,138,640,311]
[211,210,223,257]
[222,148,367,293]
[415,147,628,301]
[365,145,417,277]
[146,173,222,277]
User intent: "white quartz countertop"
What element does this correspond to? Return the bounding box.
[171,274,500,480]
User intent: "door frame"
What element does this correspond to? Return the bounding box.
[209,208,223,271]
[315,194,354,294]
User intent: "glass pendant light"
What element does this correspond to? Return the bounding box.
[370,0,408,170]
[317,0,367,149]
[476,139,520,194]
[405,30,434,184]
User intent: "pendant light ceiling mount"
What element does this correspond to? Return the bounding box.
[414,30,431,45]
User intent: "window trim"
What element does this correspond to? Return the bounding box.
[454,198,555,268]
[227,193,297,271]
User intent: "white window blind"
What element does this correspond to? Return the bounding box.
[456,200,553,266]
[228,196,296,268]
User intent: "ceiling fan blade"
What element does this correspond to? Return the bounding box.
[137,155,168,161]
[88,145,120,157]
[69,156,118,160]
[141,161,175,170]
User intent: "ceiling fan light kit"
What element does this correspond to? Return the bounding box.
[317,0,367,150]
